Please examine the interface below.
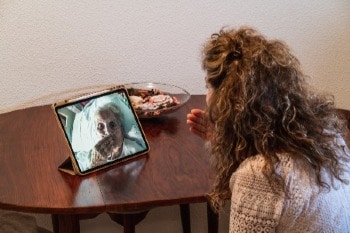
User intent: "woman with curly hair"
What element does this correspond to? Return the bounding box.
[187,26,350,232]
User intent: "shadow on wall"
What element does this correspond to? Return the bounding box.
[0,84,117,114]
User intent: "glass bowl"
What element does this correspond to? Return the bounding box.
[124,82,190,118]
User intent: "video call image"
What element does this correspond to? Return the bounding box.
[56,90,148,172]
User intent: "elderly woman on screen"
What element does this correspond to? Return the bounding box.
[72,95,147,172]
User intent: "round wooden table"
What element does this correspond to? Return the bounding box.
[0,95,218,233]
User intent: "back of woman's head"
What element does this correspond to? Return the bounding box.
[202,26,348,211]
[203,27,314,160]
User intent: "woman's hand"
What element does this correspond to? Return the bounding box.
[186,108,210,141]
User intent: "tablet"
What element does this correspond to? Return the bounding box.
[52,85,150,175]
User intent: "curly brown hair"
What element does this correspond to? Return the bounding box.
[202,26,349,212]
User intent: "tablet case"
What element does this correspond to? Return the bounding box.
[52,85,150,175]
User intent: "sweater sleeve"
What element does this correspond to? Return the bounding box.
[229,155,285,233]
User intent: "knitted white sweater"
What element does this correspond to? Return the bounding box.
[229,139,350,232]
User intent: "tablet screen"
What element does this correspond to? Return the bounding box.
[54,86,149,175]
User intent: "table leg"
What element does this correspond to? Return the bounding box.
[207,203,218,233]
[108,211,149,233]
[180,204,191,233]
[51,214,80,233]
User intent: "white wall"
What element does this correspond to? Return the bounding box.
[0,0,349,113]
[0,1,349,232]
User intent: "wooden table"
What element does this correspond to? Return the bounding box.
[0,95,218,233]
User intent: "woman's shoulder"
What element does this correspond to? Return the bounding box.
[229,154,287,192]
[234,152,310,173]
[235,154,266,172]
[232,153,294,176]
[230,152,312,193]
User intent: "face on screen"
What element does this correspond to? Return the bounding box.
[93,104,124,162]
[95,108,122,139]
